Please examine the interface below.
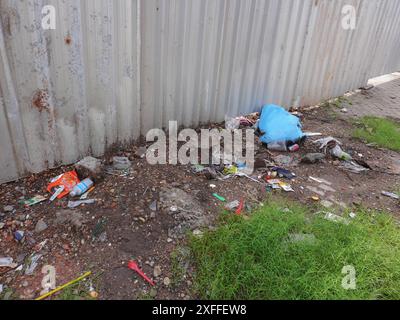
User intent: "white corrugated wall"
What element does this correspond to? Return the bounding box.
[1,0,400,183]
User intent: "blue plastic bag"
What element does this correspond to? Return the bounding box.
[258,104,304,145]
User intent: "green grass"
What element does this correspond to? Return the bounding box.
[189,199,400,300]
[353,116,400,151]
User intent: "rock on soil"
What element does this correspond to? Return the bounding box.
[75,156,105,182]
[54,210,85,229]
[35,219,48,233]
[159,187,210,239]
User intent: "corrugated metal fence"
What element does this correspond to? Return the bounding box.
[1,0,400,183]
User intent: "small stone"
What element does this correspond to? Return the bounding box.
[153,266,162,278]
[22,281,29,287]
[35,219,48,233]
[321,200,333,208]
[301,153,325,164]
[167,238,173,243]
[98,232,107,242]
[193,229,204,238]
[16,214,26,222]
[0,222,5,229]
[149,288,157,298]
[75,156,104,182]
[113,156,131,170]
[3,206,14,212]
[341,108,348,113]
[163,277,171,286]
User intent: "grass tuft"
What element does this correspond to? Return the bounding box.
[353,116,400,151]
[190,200,400,300]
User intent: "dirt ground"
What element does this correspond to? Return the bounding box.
[1,89,400,300]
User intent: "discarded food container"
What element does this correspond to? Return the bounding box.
[70,178,94,197]
[47,171,80,199]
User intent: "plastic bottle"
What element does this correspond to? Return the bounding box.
[69,178,94,197]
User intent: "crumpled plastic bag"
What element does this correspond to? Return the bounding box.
[258,104,304,145]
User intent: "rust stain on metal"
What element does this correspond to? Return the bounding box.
[65,35,72,45]
[32,89,50,112]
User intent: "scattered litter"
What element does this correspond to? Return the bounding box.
[259,104,304,147]
[324,212,350,225]
[0,257,17,268]
[35,271,92,300]
[80,187,95,200]
[128,261,155,286]
[49,186,64,202]
[67,199,96,209]
[272,167,296,179]
[149,201,157,211]
[191,164,205,173]
[47,171,80,200]
[314,136,341,152]
[213,193,226,202]
[19,195,47,207]
[311,196,320,201]
[70,178,94,197]
[0,284,3,294]
[339,161,369,173]
[14,230,24,242]
[25,254,43,275]
[309,176,332,185]
[288,144,300,152]
[304,132,322,137]
[314,137,353,160]
[381,191,400,200]
[331,145,352,161]
[209,184,217,189]
[279,182,294,192]
[301,153,325,164]
[89,288,98,299]
[223,165,238,176]
[225,116,241,130]
[113,156,132,170]
[236,199,245,215]
[349,212,357,219]
[224,200,240,211]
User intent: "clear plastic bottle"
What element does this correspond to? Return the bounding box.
[69,178,94,197]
